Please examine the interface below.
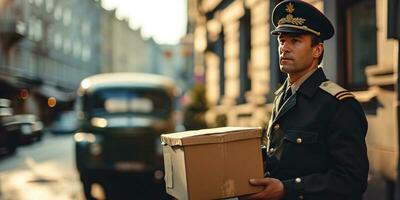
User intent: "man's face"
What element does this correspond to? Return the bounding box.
[278,33,321,77]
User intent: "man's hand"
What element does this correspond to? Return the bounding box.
[239,178,284,200]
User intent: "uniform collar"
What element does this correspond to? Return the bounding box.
[296,67,327,98]
[274,80,287,96]
[289,67,318,93]
[274,67,327,97]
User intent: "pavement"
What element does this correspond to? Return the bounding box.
[0,134,86,200]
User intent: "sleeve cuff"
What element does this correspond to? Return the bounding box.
[282,177,305,199]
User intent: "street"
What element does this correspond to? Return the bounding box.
[0,131,394,200]
[0,134,86,200]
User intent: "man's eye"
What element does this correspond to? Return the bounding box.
[292,39,300,43]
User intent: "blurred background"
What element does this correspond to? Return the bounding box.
[0,0,399,199]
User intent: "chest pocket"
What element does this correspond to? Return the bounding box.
[273,130,319,160]
[284,130,319,145]
[279,130,326,171]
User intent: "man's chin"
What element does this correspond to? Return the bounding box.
[280,65,293,73]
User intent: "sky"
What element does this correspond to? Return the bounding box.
[101,0,187,45]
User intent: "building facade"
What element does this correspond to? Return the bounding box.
[191,0,400,197]
[0,0,102,123]
[193,0,282,128]
[100,9,150,73]
[0,0,192,126]
[100,9,189,92]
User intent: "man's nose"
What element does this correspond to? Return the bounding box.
[280,42,290,53]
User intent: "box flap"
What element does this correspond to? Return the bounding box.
[161,127,261,146]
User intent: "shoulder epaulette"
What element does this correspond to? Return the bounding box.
[319,81,354,100]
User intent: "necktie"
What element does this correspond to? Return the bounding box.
[279,87,292,109]
[283,87,292,103]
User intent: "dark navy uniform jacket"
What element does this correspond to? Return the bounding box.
[264,68,368,200]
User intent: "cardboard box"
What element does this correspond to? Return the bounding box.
[161,127,264,200]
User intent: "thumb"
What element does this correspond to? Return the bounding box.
[249,178,272,186]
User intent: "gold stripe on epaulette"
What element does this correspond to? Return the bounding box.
[336,91,352,99]
[335,91,349,98]
[338,94,354,100]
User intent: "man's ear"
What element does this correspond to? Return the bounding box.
[312,43,323,58]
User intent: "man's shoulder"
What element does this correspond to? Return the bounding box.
[318,81,354,101]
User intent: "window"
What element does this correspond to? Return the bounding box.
[218,30,225,100]
[54,33,62,49]
[46,0,54,12]
[34,19,42,41]
[269,0,285,101]
[82,45,91,61]
[27,18,42,41]
[64,38,71,54]
[339,0,377,89]
[54,5,62,20]
[90,88,172,117]
[63,9,71,26]
[16,21,26,35]
[238,9,251,104]
[35,0,43,7]
[81,22,90,36]
[73,41,82,58]
[28,18,35,40]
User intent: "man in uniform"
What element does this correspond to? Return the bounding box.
[241,1,369,200]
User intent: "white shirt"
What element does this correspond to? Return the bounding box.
[287,67,320,94]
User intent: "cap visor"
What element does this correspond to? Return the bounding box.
[271,27,310,35]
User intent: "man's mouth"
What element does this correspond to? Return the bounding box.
[280,57,293,63]
[280,56,292,60]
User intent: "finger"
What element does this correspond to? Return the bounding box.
[249,178,272,186]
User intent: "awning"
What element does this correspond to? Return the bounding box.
[35,85,76,102]
[0,73,28,89]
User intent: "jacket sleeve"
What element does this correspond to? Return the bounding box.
[282,99,369,199]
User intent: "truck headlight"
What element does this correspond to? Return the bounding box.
[74,132,96,143]
[91,117,108,128]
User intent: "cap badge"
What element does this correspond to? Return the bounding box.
[278,3,306,26]
[286,2,295,13]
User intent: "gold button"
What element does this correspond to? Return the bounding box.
[273,124,280,130]
[299,195,304,199]
[296,138,302,144]
[295,177,302,183]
